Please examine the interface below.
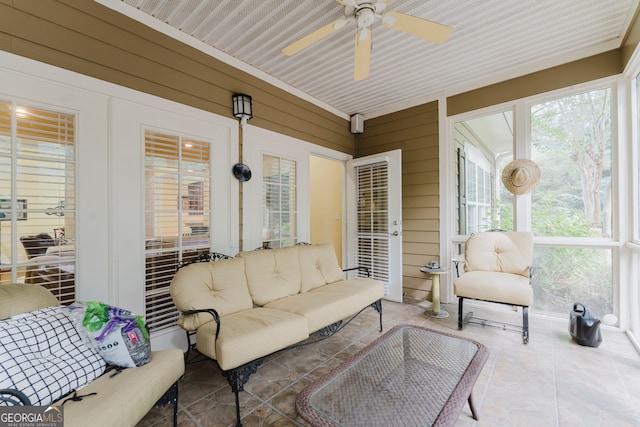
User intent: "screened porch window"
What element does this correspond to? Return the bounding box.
[530,88,612,239]
[0,100,76,304]
[144,130,211,331]
[530,88,613,317]
[454,110,514,235]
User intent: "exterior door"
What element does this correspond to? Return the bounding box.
[347,149,402,302]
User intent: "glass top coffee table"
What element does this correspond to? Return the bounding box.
[296,324,488,427]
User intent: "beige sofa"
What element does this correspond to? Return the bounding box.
[0,284,185,427]
[170,243,385,426]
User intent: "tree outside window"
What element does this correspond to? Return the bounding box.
[530,88,613,316]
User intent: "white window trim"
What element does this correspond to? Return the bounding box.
[0,51,239,351]
[443,76,624,321]
[242,125,351,254]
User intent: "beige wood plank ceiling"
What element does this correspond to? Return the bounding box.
[102,0,639,118]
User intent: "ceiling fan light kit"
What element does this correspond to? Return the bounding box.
[282,0,452,81]
[356,6,375,27]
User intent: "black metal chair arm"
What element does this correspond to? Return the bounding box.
[182,308,221,340]
[530,265,540,279]
[452,259,465,278]
[183,308,220,322]
[342,266,371,278]
[0,389,31,406]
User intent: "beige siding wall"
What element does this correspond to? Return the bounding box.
[0,0,353,154]
[447,50,622,116]
[356,102,440,300]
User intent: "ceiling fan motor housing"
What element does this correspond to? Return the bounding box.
[284,0,451,81]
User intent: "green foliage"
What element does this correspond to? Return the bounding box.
[527,89,613,316]
[487,199,513,231]
[531,194,592,237]
[533,247,612,317]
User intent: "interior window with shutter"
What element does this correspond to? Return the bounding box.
[262,155,297,249]
[144,130,211,331]
[0,100,76,304]
[464,144,494,234]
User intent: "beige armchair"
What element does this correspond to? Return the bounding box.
[454,231,534,344]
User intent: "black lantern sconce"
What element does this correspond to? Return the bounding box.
[232,94,252,126]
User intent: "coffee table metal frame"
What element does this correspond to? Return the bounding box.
[296,324,489,427]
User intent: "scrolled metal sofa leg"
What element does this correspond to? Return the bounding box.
[223,359,264,427]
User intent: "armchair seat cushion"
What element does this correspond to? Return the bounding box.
[196,307,308,371]
[454,270,533,306]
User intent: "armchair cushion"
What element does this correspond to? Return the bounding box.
[464,231,532,278]
[454,270,533,306]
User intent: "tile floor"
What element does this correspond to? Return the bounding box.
[139,299,640,426]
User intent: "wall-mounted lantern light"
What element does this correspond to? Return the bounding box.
[232,94,252,126]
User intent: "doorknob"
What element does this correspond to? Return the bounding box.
[390,231,399,236]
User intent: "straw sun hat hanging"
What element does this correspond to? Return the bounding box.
[501,159,541,195]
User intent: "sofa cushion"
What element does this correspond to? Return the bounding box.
[298,243,344,292]
[171,257,253,331]
[264,278,385,333]
[0,283,59,319]
[0,306,106,406]
[52,349,185,427]
[237,246,301,305]
[196,307,308,371]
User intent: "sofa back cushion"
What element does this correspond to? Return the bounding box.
[0,283,60,319]
[298,243,344,292]
[237,246,301,306]
[170,257,253,330]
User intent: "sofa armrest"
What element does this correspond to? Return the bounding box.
[342,266,370,278]
[183,308,221,340]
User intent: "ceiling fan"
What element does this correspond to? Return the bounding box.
[282,0,452,81]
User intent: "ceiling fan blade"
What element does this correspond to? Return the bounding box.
[282,18,347,56]
[336,0,359,6]
[354,28,371,81]
[382,11,452,44]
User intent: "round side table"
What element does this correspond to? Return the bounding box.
[419,267,449,318]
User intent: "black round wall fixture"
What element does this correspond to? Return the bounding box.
[232,163,252,182]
